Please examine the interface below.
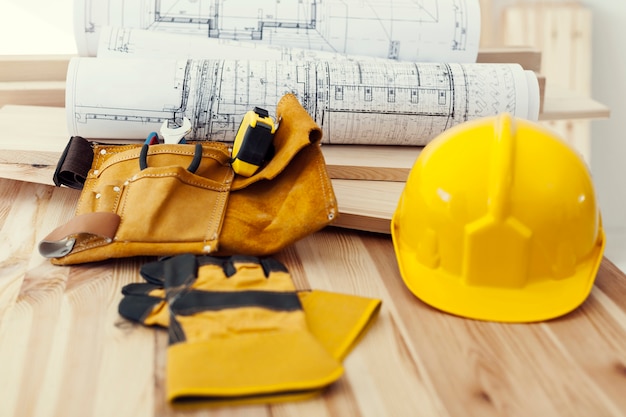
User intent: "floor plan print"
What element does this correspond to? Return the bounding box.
[65,57,539,145]
[74,0,481,62]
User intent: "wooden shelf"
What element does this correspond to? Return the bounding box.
[539,85,610,121]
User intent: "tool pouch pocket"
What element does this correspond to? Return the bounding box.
[39,93,338,265]
[108,145,232,247]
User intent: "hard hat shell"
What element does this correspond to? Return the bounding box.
[391,113,605,323]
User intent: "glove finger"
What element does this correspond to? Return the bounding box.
[142,255,212,285]
[222,255,263,278]
[140,258,167,285]
[196,255,230,280]
[260,257,289,277]
[118,293,169,327]
[163,254,199,292]
[220,255,296,292]
[121,282,164,297]
[260,257,296,291]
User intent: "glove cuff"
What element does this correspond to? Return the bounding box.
[298,290,382,360]
[166,330,343,402]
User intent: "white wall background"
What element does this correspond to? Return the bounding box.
[585,0,626,267]
[1,0,76,55]
[2,0,625,267]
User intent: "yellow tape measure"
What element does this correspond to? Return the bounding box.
[231,107,277,177]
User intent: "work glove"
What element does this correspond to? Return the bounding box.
[119,254,381,404]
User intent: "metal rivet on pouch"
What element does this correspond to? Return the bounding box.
[100,149,107,155]
[123,180,129,186]
[93,169,99,175]
[95,193,101,199]
[113,186,120,192]
[328,212,335,220]
[203,245,211,253]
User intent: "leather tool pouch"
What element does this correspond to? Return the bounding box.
[40,94,338,265]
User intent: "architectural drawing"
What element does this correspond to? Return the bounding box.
[96,26,388,61]
[97,26,378,62]
[65,57,539,145]
[74,0,481,62]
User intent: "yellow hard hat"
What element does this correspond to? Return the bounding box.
[391,113,605,323]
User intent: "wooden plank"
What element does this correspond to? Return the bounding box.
[0,105,144,166]
[323,145,419,182]
[475,46,542,72]
[540,85,609,121]
[478,0,495,48]
[0,105,69,166]
[0,81,65,107]
[2,176,626,416]
[505,3,591,94]
[570,5,593,95]
[0,55,72,82]
[331,179,402,233]
[543,286,626,411]
[501,3,594,163]
[0,162,59,185]
[537,73,546,114]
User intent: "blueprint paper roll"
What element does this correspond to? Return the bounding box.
[66,57,540,146]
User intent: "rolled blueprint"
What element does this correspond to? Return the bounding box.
[65,57,540,145]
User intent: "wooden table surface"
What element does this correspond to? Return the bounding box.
[1,176,626,417]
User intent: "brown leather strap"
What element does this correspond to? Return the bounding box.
[39,212,120,258]
[53,136,94,190]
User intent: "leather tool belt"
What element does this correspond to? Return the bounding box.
[39,94,338,265]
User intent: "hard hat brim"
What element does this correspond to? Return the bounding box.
[391,217,606,323]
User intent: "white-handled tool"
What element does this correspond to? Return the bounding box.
[160,117,192,144]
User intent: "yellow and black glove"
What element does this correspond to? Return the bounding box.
[119,254,381,404]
